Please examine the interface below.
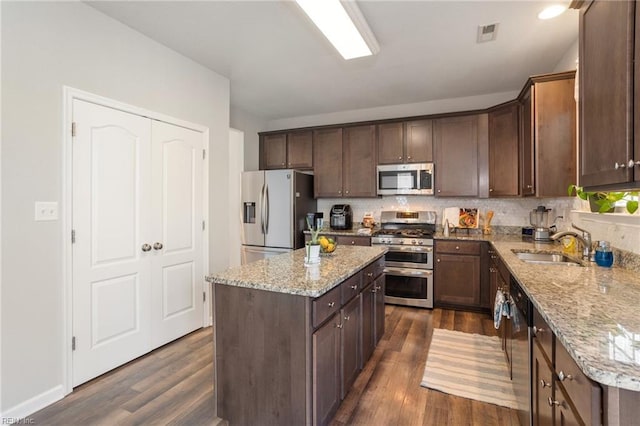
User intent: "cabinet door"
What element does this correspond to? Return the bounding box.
[361,281,375,366]
[287,131,313,170]
[343,125,377,197]
[489,103,519,197]
[532,342,554,426]
[313,128,344,198]
[341,296,361,399]
[405,119,433,163]
[374,276,385,345]
[580,0,634,187]
[535,78,577,197]
[520,90,535,196]
[635,1,640,183]
[262,133,287,170]
[377,122,404,164]
[555,384,582,426]
[313,313,341,426]
[434,115,480,197]
[434,253,481,308]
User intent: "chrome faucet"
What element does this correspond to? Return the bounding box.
[550,223,593,261]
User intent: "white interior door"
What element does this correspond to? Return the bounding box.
[72,100,152,386]
[150,121,204,348]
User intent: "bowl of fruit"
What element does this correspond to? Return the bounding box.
[318,236,337,254]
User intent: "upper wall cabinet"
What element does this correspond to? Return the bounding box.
[377,120,433,164]
[519,72,576,197]
[260,130,313,170]
[434,114,487,197]
[313,126,377,198]
[579,0,640,188]
[488,102,520,197]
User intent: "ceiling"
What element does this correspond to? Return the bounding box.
[89,1,579,121]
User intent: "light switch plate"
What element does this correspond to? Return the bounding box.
[35,201,58,221]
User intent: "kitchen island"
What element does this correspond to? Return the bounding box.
[206,245,387,426]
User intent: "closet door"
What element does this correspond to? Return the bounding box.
[150,121,204,347]
[72,99,153,386]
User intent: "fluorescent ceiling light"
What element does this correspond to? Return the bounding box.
[295,0,380,60]
[538,5,568,20]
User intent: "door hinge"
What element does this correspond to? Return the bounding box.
[202,220,205,231]
[71,229,76,244]
[71,122,77,137]
[72,336,76,351]
[203,291,206,302]
[202,149,206,160]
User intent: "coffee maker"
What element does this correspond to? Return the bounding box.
[530,205,552,241]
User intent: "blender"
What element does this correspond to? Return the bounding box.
[530,205,552,241]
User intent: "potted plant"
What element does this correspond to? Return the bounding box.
[568,184,638,214]
[305,217,321,264]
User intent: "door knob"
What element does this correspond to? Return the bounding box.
[153,242,163,250]
[141,244,152,252]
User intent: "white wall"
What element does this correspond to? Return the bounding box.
[1,1,229,415]
[265,90,518,131]
[230,106,266,171]
[228,129,244,268]
[554,38,579,72]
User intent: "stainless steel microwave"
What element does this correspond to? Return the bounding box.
[377,163,434,195]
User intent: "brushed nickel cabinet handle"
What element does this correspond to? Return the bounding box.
[615,162,627,170]
[558,371,573,381]
[540,379,551,388]
[351,284,358,290]
[336,323,343,329]
[548,397,560,407]
[328,302,335,307]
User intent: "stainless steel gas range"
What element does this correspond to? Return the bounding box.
[371,211,436,309]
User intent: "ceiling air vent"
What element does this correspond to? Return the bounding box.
[477,23,499,43]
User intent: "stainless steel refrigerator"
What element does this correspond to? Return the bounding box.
[241,170,316,264]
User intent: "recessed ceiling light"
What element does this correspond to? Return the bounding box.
[295,0,379,60]
[538,5,568,20]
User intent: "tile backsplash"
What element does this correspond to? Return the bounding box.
[317,196,640,256]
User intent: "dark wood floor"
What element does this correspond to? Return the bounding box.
[32,306,518,425]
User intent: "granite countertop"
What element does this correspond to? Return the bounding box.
[206,246,387,298]
[489,240,640,392]
[304,227,377,237]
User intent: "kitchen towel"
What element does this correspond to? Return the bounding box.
[493,289,510,329]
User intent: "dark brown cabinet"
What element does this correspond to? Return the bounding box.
[335,235,370,246]
[260,131,313,170]
[434,114,487,197]
[313,126,377,198]
[378,120,433,164]
[313,313,341,426]
[434,241,482,308]
[488,102,519,197]
[519,72,576,197]
[361,259,385,366]
[580,0,637,188]
[340,295,361,399]
[532,342,554,426]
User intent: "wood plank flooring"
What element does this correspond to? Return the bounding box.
[31,306,519,425]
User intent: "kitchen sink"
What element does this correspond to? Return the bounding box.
[514,251,582,266]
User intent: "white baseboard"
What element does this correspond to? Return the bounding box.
[1,385,64,420]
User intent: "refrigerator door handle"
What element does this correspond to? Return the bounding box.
[264,184,270,235]
[260,183,266,235]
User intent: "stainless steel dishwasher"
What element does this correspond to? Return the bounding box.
[510,277,532,426]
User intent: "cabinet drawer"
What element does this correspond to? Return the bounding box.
[363,256,385,285]
[495,255,510,283]
[436,240,481,255]
[555,340,602,426]
[313,285,341,329]
[341,272,362,304]
[336,235,371,246]
[533,307,553,364]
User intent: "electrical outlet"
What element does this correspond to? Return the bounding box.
[35,201,58,221]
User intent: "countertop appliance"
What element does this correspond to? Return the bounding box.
[371,210,436,308]
[241,170,316,264]
[330,204,353,230]
[377,163,434,196]
[510,276,532,426]
[530,205,552,241]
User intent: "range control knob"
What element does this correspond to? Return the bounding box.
[398,240,404,244]
[418,240,424,245]
[411,240,417,245]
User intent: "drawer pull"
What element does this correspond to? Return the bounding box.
[455,246,460,250]
[371,288,377,293]
[558,371,573,381]
[351,240,356,245]
[540,379,551,388]
[351,284,358,290]
[436,258,441,263]
[344,315,350,321]
[375,285,382,291]
[328,302,335,308]
[548,397,560,407]
[534,326,544,334]
[336,323,343,329]
[367,272,374,277]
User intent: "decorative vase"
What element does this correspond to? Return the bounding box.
[305,243,321,265]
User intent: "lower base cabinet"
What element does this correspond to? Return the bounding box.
[313,315,341,426]
[362,275,385,366]
[434,241,482,309]
[341,296,361,399]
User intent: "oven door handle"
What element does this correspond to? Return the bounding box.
[383,267,433,278]
[386,245,433,253]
